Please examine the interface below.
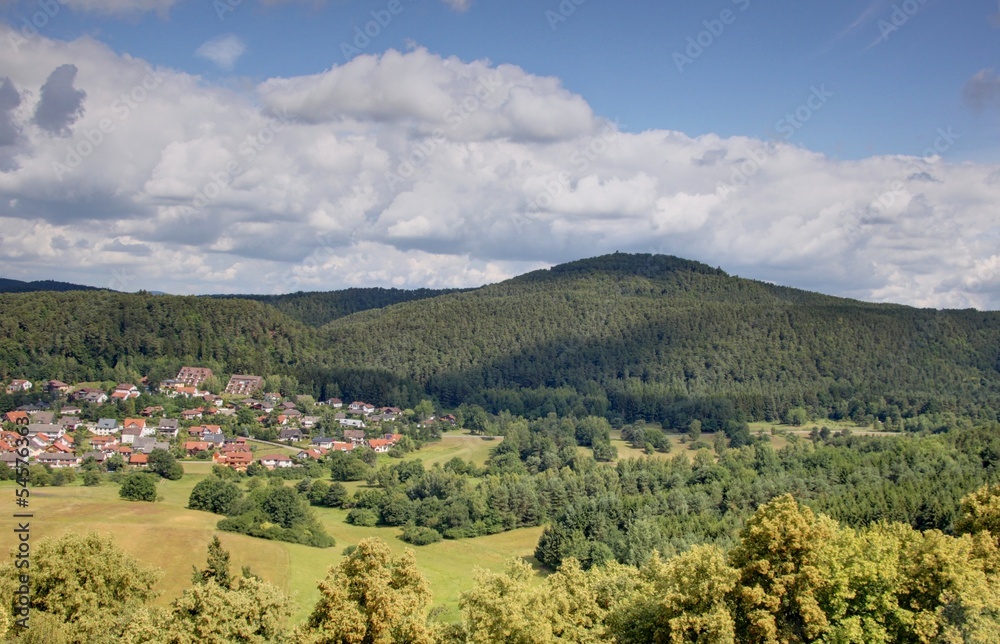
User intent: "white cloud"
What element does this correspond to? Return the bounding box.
[1,28,999,309]
[441,0,472,12]
[195,35,248,71]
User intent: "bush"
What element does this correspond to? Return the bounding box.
[188,477,244,515]
[119,472,158,502]
[347,508,378,527]
[400,525,442,546]
[82,470,102,487]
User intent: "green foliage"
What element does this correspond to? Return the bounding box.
[347,508,379,527]
[0,532,161,643]
[148,448,184,480]
[400,526,443,546]
[192,536,232,589]
[82,470,102,486]
[119,472,158,502]
[216,485,334,548]
[297,538,434,643]
[188,478,244,515]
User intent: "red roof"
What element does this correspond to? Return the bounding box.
[129,453,148,464]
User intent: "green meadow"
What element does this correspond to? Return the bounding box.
[0,434,542,625]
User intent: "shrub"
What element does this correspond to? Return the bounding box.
[119,472,158,502]
[347,508,378,527]
[400,526,442,546]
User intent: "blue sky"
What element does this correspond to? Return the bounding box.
[0,0,999,307]
[11,0,996,159]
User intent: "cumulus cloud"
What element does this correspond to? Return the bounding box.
[963,68,1000,111]
[0,28,999,308]
[32,64,86,136]
[195,35,248,71]
[0,78,21,146]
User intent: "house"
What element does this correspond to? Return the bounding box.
[275,415,289,427]
[224,375,264,396]
[278,428,304,442]
[132,437,170,454]
[311,436,335,449]
[440,414,458,425]
[59,416,82,431]
[5,379,32,394]
[330,441,355,452]
[90,436,119,452]
[325,397,343,408]
[180,408,204,421]
[129,453,148,467]
[339,418,365,429]
[27,423,63,439]
[300,416,320,429]
[123,418,152,436]
[140,406,164,417]
[184,441,211,456]
[4,411,29,426]
[121,427,143,445]
[92,418,120,436]
[296,448,327,460]
[37,453,80,468]
[284,409,303,420]
[73,388,108,404]
[60,405,82,416]
[280,401,298,411]
[368,438,393,453]
[349,401,375,415]
[203,430,225,446]
[33,411,55,425]
[47,380,71,395]
[80,451,108,465]
[259,454,295,470]
[111,384,140,400]
[157,418,179,438]
[342,428,366,444]
[176,366,213,387]
[212,450,253,470]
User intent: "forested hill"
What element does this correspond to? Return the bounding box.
[214,287,469,327]
[2,253,999,425]
[320,253,1000,423]
[0,277,103,294]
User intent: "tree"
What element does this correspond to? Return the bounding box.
[297,538,434,643]
[148,448,184,480]
[688,419,703,441]
[260,485,307,529]
[414,399,435,422]
[192,536,233,589]
[119,472,158,502]
[188,478,243,515]
[82,470,101,486]
[168,575,291,643]
[0,532,160,643]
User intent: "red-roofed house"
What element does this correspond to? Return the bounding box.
[4,411,29,426]
[5,379,32,394]
[184,441,211,456]
[111,384,140,400]
[259,454,295,470]
[129,453,148,467]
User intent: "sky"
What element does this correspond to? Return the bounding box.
[0,0,998,308]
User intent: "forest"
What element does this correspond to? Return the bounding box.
[3,483,999,643]
[1,253,999,429]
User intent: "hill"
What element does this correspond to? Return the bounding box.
[0,277,104,294]
[214,287,468,327]
[2,253,998,426]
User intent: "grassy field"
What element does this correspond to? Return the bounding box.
[0,438,541,626]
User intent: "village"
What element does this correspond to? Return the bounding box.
[0,367,455,475]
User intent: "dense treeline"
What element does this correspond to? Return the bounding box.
[216,286,467,327]
[4,487,1000,642]
[3,254,1000,425]
[311,414,998,565]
